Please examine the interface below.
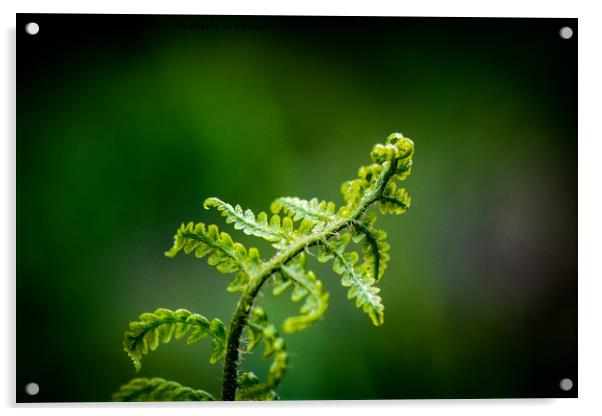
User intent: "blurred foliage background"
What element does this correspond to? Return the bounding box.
[17,15,577,401]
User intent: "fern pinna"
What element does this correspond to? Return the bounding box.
[113,133,415,401]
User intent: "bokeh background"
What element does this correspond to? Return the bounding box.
[17,15,577,401]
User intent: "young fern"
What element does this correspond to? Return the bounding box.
[114,133,415,401]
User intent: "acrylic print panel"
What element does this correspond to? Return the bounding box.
[17,14,577,402]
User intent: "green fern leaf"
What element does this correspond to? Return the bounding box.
[238,307,288,400]
[207,318,227,363]
[164,221,261,292]
[372,133,414,163]
[123,308,226,372]
[385,132,414,181]
[370,143,402,163]
[236,372,279,400]
[378,181,411,215]
[145,133,416,401]
[357,163,384,182]
[112,377,215,401]
[340,133,414,217]
[273,254,329,333]
[340,178,369,212]
[353,216,391,282]
[204,197,317,249]
[271,197,339,228]
[320,234,385,326]
[204,197,287,242]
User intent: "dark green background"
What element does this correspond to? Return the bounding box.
[17,15,577,401]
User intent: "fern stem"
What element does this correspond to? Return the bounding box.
[220,159,398,400]
[221,287,262,400]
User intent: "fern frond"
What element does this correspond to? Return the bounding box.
[238,308,288,400]
[372,132,414,165]
[153,132,416,401]
[352,216,390,282]
[319,234,384,326]
[357,163,384,182]
[271,254,329,333]
[236,372,278,400]
[123,308,226,372]
[340,178,369,212]
[340,133,414,217]
[204,197,317,249]
[204,197,288,242]
[385,132,414,181]
[112,377,215,401]
[164,221,261,292]
[378,181,411,215]
[271,197,340,228]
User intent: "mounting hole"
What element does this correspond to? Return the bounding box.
[25,382,39,396]
[559,378,573,391]
[25,22,40,35]
[559,26,573,39]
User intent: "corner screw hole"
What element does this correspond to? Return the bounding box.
[25,382,39,396]
[25,22,39,35]
[559,26,573,39]
[559,378,573,391]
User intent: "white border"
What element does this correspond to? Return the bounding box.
[2,1,601,415]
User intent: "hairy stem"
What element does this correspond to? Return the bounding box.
[220,159,398,400]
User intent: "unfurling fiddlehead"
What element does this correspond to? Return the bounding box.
[114,133,415,401]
